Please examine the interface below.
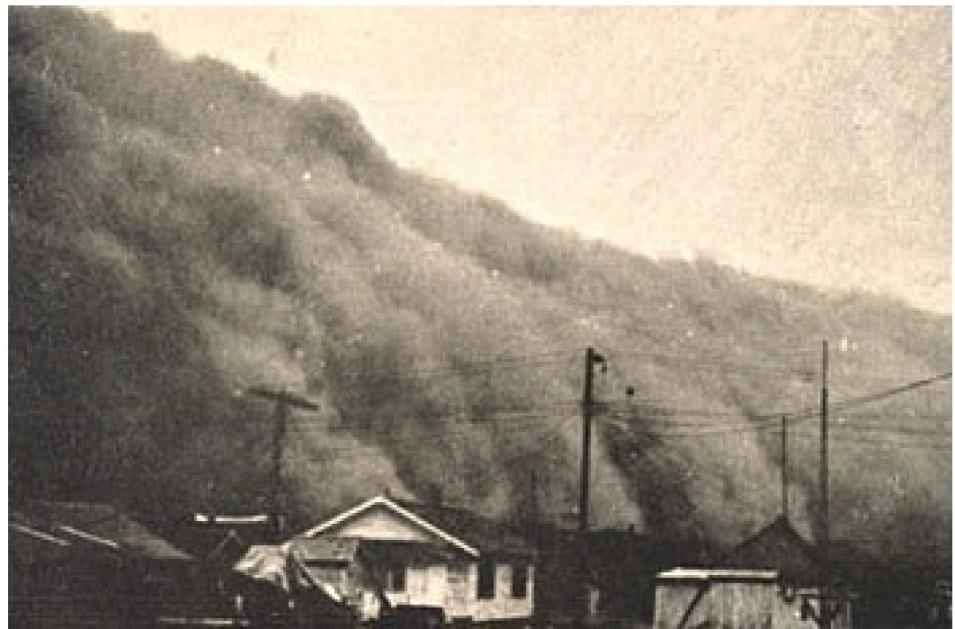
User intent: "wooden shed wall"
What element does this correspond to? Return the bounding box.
[653,581,852,629]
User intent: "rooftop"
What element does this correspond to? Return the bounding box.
[658,567,779,582]
[12,500,193,562]
[721,515,820,585]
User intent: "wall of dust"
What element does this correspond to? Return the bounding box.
[8,8,951,552]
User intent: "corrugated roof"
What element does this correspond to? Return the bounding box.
[16,500,193,562]
[10,517,86,565]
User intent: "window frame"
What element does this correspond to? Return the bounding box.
[387,565,407,592]
[476,559,495,600]
[511,562,529,599]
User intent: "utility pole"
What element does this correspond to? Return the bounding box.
[579,347,606,534]
[781,414,789,521]
[245,387,319,542]
[578,347,605,623]
[819,340,831,629]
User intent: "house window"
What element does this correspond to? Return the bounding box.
[511,563,528,599]
[477,559,495,600]
[387,565,406,592]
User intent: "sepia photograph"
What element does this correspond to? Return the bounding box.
[7,6,952,629]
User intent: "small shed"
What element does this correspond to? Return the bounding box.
[723,516,855,628]
[653,567,854,629]
[654,568,781,629]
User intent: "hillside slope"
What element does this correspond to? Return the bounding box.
[9,8,951,552]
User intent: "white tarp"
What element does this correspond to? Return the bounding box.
[233,544,343,603]
[233,545,291,591]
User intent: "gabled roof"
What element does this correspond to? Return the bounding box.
[15,500,193,562]
[722,515,820,585]
[299,495,534,558]
[299,495,479,557]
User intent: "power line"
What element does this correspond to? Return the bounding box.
[829,372,952,412]
[285,415,951,443]
[286,412,568,437]
[828,413,951,421]
[603,351,819,377]
[633,441,781,500]
[286,404,582,428]
[475,416,580,489]
[327,353,577,389]
[787,431,950,451]
[822,425,951,436]
[291,370,948,441]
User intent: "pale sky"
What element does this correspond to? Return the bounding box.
[96,7,951,313]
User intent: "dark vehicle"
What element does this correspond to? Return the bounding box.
[151,565,292,629]
[291,586,358,629]
[377,605,446,629]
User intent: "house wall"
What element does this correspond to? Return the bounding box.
[381,564,448,609]
[327,557,535,623]
[459,562,535,622]
[653,581,852,629]
[365,560,534,623]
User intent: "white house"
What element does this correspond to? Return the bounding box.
[290,495,536,625]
